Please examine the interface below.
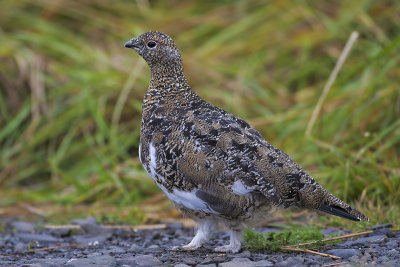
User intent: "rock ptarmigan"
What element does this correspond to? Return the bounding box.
[124,31,368,253]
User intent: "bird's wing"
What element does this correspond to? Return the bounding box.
[147,105,300,217]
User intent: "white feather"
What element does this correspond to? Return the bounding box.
[231,179,252,195]
[138,144,142,164]
[149,142,157,175]
[161,186,219,214]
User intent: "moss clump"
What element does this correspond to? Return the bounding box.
[243,226,340,252]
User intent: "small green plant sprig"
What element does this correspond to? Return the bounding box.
[243,226,341,252]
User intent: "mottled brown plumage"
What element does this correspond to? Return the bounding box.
[124,31,368,253]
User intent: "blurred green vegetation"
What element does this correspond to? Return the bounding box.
[0,0,399,224]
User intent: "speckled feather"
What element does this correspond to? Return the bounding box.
[125,32,368,252]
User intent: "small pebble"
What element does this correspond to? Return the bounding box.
[344,235,387,246]
[326,248,361,259]
[128,243,143,252]
[50,227,72,238]
[16,233,59,243]
[385,240,398,249]
[182,257,198,265]
[13,242,27,252]
[11,221,36,233]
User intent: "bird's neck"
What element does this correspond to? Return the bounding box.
[148,63,194,98]
[142,66,200,116]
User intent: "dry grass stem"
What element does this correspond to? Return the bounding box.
[280,246,341,259]
[306,31,359,139]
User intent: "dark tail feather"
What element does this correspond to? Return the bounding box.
[318,204,361,221]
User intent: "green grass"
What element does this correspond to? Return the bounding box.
[243,226,341,252]
[0,0,399,224]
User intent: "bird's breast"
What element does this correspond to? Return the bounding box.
[140,141,219,215]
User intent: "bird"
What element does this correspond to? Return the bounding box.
[124,31,369,253]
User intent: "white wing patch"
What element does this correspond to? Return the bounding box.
[149,142,157,175]
[232,179,252,195]
[138,143,142,164]
[148,142,165,183]
[163,187,219,214]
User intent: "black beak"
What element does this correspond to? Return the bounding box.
[124,40,134,48]
[124,38,139,49]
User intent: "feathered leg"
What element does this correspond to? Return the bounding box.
[214,229,242,253]
[172,219,216,251]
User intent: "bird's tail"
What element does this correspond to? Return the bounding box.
[317,192,369,222]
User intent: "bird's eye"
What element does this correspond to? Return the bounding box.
[147,41,157,48]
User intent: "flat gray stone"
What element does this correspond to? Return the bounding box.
[174,264,191,267]
[251,260,274,267]
[349,255,362,264]
[128,243,143,252]
[14,242,27,252]
[220,258,273,267]
[182,257,199,265]
[66,255,116,267]
[121,255,163,267]
[11,221,36,233]
[16,233,59,243]
[116,258,138,266]
[276,256,305,267]
[326,248,361,259]
[219,258,251,267]
[27,258,68,266]
[345,235,387,246]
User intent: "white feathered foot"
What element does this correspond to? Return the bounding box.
[171,219,215,251]
[214,230,242,253]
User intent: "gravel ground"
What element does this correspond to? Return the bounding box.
[0,217,398,266]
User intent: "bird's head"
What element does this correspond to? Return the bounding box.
[124,31,183,72]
